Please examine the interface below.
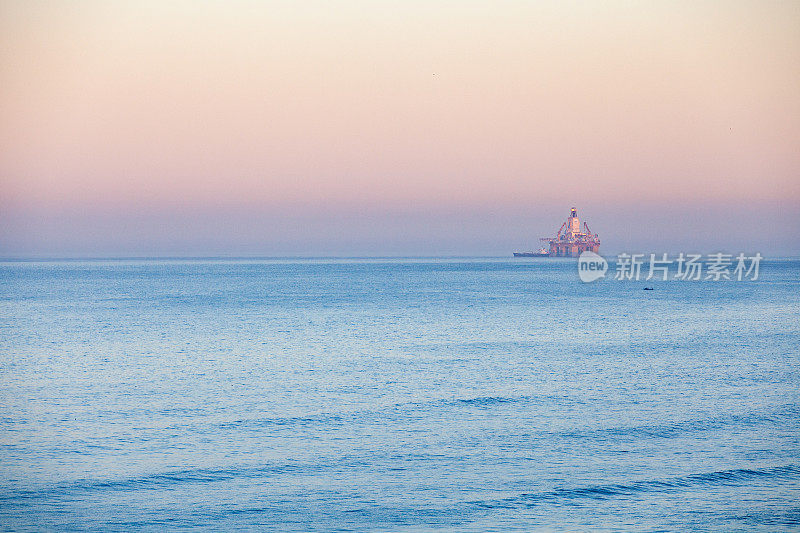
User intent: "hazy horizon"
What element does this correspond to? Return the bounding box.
[2,1,799,257]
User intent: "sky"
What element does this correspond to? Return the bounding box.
[1,1,798,256]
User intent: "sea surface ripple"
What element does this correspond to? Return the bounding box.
[1,257,798,531]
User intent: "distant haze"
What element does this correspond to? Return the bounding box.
[1,1,798,256]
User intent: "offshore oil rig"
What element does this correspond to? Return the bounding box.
[513,207,600,257]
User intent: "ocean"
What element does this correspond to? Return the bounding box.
[1,257,798,531]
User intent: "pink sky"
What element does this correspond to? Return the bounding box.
[1,1,798,255]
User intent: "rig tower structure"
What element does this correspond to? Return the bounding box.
[540,207,600,257]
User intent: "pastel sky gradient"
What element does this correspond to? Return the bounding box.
[1,1,798,256]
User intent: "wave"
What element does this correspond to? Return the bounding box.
[0,462,317,503]
[554,403,800,442]
[217,413,346,429]
[474,464,800,508]
[208,394,541,431]
[729,506,800,527]
[202,400,799,444]
[444,395,535,407]
[4,461,797,519]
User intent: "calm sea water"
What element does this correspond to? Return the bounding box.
[1,257,798,531]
